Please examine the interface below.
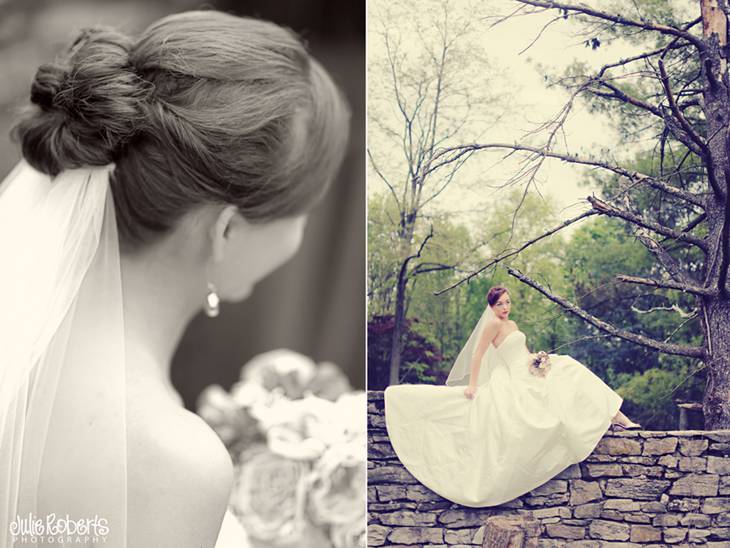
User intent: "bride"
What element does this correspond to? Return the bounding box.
[0,10,348,548]
[384,285,640,508]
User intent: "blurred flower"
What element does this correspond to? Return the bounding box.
[241,349,317,398]
[230,444,309,545]
[240,349,351,400]
[196,384,260,449]
[308,442,366,526]
[197,350,364,548]
[330,518,366,548]
[307,361,352,401]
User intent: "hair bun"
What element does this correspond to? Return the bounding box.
[14,26,150,176]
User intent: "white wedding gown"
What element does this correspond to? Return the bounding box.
[384,330,623,507]
[215,510,251,548]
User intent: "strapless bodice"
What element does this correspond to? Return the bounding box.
[492,330,531,366]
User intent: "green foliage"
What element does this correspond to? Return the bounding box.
[367,314,445,389]
[617,362,705,430]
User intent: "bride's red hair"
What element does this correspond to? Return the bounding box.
[487,285,509,306]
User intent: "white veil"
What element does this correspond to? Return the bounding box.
[445,304,497,387]
[0,161,127,547]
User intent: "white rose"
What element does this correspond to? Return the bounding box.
[241,349,317,399]
[307,443,366,526]
[230,444,309,545]
[330,518,366,548]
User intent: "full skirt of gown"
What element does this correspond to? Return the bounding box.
[384,330,623,508]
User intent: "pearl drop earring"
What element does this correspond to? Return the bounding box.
[204,282,220,318]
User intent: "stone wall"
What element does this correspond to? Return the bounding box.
[368,391,730,547]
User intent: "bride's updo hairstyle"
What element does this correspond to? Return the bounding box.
[13,11,349,247]
[487,285,509,306]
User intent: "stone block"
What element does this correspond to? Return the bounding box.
[679,512,711,527]
[588,519,630,541]
[573,503,602,519]
[569,480,603,505]
[379,510,438,526]
[530,480,567,496]
[369,442,396,459]
[622,464,664,477]
[708,456,730,475]
[658,455,678,468]
[376,485,406,501]
[669,473,719,497]
[702,497,730,514]
[643,437,678,456]
[443,527,480,544]
[720,477,730,497]
[388,526,444,545]
[652,513,681,526]
[678,438,708,456]
[677,456,707,472]
[604,478,671,500]
[624,513,651,523]
[368,524,390,546]
[630,524,661,543]
[640,501,667,513]
[583,463,622,478]
[531,506,571,519]
[556,464,582,479]
[662,527,687,544]
[438,509,495,528]
[666,497,701,512]
[707,526,730,539]
[407,485,447,502]
[524,492,569,507]
[603,498,641,511]
[594,438,642,456]
[544,523,585,540]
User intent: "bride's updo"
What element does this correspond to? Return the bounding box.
[13,11,349,247]
[487,285,509,306]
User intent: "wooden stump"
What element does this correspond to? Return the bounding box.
[482,515,540,548]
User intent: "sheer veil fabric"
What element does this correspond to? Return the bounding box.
[0,161,127,547]
[446,304,497,388]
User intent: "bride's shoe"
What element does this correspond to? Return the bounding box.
[611,421,642,431]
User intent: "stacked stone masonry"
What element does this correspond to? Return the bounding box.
[368,391,730,547]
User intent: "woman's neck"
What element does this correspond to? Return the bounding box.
[120,241,205,392]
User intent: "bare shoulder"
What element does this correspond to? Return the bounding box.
[485,317,502,330]
[481,318,502,342]
[127,396,233,548]
[508,319,519,330]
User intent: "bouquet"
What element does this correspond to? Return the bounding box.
[197,349,366,548]
[528,350,552,377]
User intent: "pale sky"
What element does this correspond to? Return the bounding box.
[367,0,684,234]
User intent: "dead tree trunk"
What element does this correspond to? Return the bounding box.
[698,0,730,428]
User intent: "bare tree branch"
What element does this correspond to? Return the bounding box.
[427,142,706,208]
[368,148,402,211]
[631,303,697,317]
[616,274,717,297]
[657,58,725,200]
[587,196,708,251]
[506,266,706,358]
[515,0,707,51]
[636,232,697,286]
[434,208,599,295]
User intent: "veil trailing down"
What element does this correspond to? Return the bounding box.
[445,303,498,387]
[384,300,624,508]
[0,161,128,546]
